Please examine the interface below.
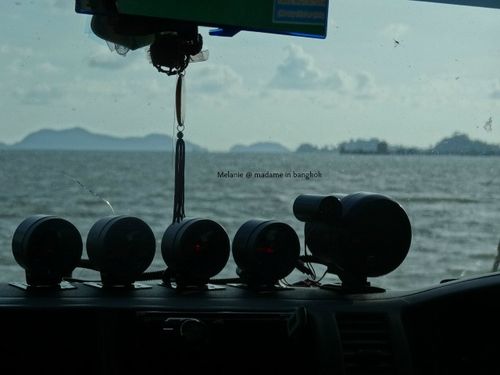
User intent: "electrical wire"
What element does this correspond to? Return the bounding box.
[303,237,317,280]
[317,268,329,284]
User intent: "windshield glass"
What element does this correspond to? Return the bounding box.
[0,0,499,290]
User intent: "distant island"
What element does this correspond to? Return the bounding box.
[230,142,290,153]
[0,127,206,152]
[296,133,500,156]
[431,133,500,155]
[296,143,336,153]
[1,128,499,156]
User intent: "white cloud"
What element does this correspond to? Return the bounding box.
[268,44,379,100]
[353,72,378,99]
[269,44,326,90]
[139,79,167,99]
[189,64,243,94]
[72,78,132,98]
[0,44,34,58]
[5,58,61,77]
[11,74,137,106]
[14,83,63,105]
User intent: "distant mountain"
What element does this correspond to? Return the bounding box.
[339,138,388,154]
[432,133,500,155]
[3,127,206,152]
[3,129,499,156]
[295,133,500,156]
[296,143,335,153]
[229,142,289,153]
[296,143,317,153]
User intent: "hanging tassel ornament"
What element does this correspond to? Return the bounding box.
[172,72,186,223]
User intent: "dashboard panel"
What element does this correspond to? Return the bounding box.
[0,273,500,374]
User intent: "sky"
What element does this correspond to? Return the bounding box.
[0,0,499,151]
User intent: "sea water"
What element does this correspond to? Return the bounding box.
[1,150,499,290]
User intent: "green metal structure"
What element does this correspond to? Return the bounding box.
[77,0,329,39]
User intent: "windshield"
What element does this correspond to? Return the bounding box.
[0,0,499,290]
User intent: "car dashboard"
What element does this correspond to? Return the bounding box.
[1,273,500,375]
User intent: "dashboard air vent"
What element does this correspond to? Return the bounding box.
[336,313,395,375]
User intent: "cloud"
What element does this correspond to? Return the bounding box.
[14,83,63,105]
[269,44,327,90]
[268,44,378,99]
[353,72,377,99]
[0,44,34,58]
[139,79,166,99]
[6,60,61,77]
[189,64,242,94]
[71,78,133,98]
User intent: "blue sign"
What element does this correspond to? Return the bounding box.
[273,0,328,26]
